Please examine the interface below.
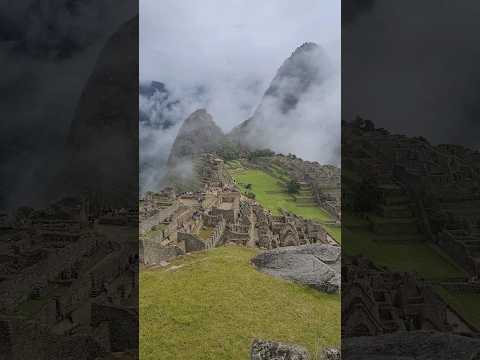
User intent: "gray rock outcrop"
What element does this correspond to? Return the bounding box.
[251,339,310,360]
[321,348,341,360]
[251,244,341,293]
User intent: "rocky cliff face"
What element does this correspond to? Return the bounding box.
[229,42,335,149]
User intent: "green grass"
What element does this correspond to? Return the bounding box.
[324,224,342,243]
[198,226,214,241]
[343,227,466,280]
[140,246,340,360]
[435,286,480,330]
[342,212,479,330]
[232,169,340,242]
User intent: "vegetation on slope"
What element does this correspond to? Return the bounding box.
[343,226,465,280]
[228,164,341,243]
[343,213,480,330]
[434,286,480,330]
[140,245,340,360]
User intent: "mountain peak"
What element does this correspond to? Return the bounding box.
[295,42,319,53]
[262,42,332,115]
[186,108,209,119]
[167,109,225,167]
[229,42,334,149]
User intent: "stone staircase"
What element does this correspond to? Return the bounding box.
[293,181,317,207]
[368,183,425,242]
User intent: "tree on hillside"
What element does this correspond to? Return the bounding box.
[286,180,300,194]
[353,179,378,212]
[247,149,275,160]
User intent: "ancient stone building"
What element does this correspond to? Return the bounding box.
[0,196,138,357]
[140,177,336,267]
[342,256,452,337]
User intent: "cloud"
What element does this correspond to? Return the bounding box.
[139,0,341,191]
[252,72,341,165]
[241,44,341,165]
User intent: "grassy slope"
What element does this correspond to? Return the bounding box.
[343,212,480,330]
[435,286,480,330]
[232,168,341,243]
[343,227,465,280]
[140,246,340,360]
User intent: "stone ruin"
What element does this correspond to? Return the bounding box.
[343,120,480,329]
[139,180,337,266]
[341,256,461,337]
[0,197,139,358]
[343,120,480,271]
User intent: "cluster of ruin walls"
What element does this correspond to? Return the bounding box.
[141,242,183,265]
[0,235,97,312]
[139,203,179,235]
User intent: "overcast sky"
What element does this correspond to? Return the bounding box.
[343,0,480,148]
[140,0,340,132]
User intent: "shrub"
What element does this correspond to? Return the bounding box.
[286,180,300,194]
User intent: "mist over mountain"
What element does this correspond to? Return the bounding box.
[140,41,340,194]
[139,81,213,192]
[230,42,338,157]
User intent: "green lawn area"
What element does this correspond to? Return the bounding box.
[140,245,340,360]
[198,226,214,241]
[435,286,480,330]
[342,212,478,329]
[231,168,340,243]
[324,224,342,243]
[343,227,466,280]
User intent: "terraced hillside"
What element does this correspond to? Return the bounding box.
[342,121,480,332]
[226,160,341,243]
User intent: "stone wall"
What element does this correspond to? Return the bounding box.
[210,219,226,248]
[0,235,97,312]
[179,232,206,253]
[139,203,179,235]
[0,316,103,360]
[141,242,183,265]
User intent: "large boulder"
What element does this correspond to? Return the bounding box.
[251,339,310,360]
[251,244,340,293]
